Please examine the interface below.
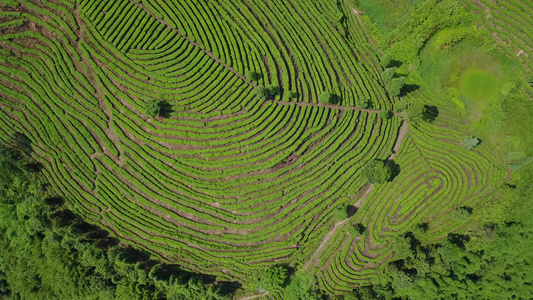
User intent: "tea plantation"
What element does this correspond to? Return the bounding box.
[1,0,532,299]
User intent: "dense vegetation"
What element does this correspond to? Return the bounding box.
[0,146,233,299]
[1,0,533,298]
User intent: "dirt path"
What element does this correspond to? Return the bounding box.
[389,120,409,160]
[301,184,375,272]
[301,120,409,272]
[271,100,400,116]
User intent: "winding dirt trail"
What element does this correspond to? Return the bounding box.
[301,120,409,272]
[272,100,401,116]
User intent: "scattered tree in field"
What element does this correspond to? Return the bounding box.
[256,85,279,101]
[319,92,335,104]
[356,98,370,109]
[380,54,391,68]
[347,223,366,236]
[451,207,472,223]
[382,67,396,83]
[382,67,406,96]
[393,98,412,113]
[422,105,438,123]
[362,159,392,184]
[379,110,392,119]
[144,100,161,118]
[246,70,260,82]
[461,136,480,150]
[266,85,279,97]
[256,265,289,293]
[286,91,297,99]
[255,87,268,101]
[386,77,406,96]
[334,205,350,220]
[354,223,366,235]
[406,102,439,124]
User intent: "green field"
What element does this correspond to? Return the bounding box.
[1,0,533,299]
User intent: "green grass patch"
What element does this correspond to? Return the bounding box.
[359,0,424,32]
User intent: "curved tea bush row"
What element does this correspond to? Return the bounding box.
[316,91,505,292]
[462,0,533,72]
[0,0,504,292]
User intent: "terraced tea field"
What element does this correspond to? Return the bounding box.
[0,0,507,295]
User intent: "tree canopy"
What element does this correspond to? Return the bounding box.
[362,159,392,184]
[0,146,231,300]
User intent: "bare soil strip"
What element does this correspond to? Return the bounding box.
[301,121,409,272]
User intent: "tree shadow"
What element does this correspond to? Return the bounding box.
[50,209,78,227]
[399,83,420,96]
[347,205,358,218]
[386,160,401,181]
[460,206,473,214]
[25,162,43,173]
[448,233,470,249]
[389,59,403,68]
[93,236,120,248]
[12,132,33,154]
[354,223,366,235]
[43,196,65,208]
[423,105,439,123]
[159,100,174,118]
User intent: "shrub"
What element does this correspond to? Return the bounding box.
[386,77,406,96]
[144,100,161,118]
[380,54,391,68]
[334,205,350,220]
[319,92,335,104]
[266,85,279,97]
[255,87,268,101]
[382,67,396,83]
[286,91,296,99]
[356,99,370,109]
[246,70,260,82]
[362,159,392,184]
[256,265,288,293]
[379,110,392,119]
[461,136,480,150]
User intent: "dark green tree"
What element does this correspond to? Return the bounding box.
[254,87,268,101]
[382,67,396,83]
[257,265,289,293]
[319,92,335,104]
[362,159,392,184]
[356,98,370,109]
[144,100,161,118]
[379,110,392,119]
[246,70,260,82]
[380,54,391,68]
[387,77,406,96]
[461,136,480,150]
